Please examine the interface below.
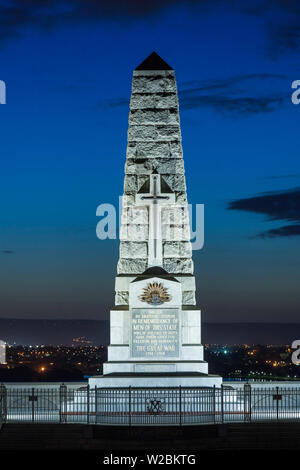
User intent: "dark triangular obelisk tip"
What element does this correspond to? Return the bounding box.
[135,52,173,71]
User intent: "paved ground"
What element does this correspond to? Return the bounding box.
[1,421,300,450]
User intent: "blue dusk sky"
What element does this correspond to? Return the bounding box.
[0,0,300,324]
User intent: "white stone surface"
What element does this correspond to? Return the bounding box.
[121,206,148,224]
[133,70,175,77]
[174,276,195,291]
[162,174,186,192]
[117,259,148,274]
[107,345,130,361]
[182,309,202,344]
[162,225,191,242]
[115,276,135,291]
[110,310,129,344]
[115,291,129,305]
[163,241,192,258]
[128,142,171,158]
[131,76,176,94]
[130,109,179,125]
[128,124,181,141]
[103,361,208,375]
[125,158,185,176]
[120,241,148,259]
[182,291,196,304]
[89,374,222,389]
[161,206,189,225]
[130,93,178,110]
[134,363,176,373]
[181,345,203,361]
[119,224,149,242]
[163,258,194,274]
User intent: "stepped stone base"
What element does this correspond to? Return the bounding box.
[89,373,222,389]
[103,360,208,375]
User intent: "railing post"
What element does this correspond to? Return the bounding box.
[179,386,182,426]
[95,386,98,424]
[31,388,35,423]
[59,384,67,424]
[0,384,7,425]
[276,386,279,422]
[249,383,252,422]
[244,383,251,422]
[213,385,216,424]
[87,385,90,424]
[129,386,132,427]
[221,384,224,424]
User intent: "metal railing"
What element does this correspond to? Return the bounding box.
[1,384,300,426]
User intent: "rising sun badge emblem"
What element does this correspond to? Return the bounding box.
[139,282,171,306]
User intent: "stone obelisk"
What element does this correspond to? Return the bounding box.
[90,52,221,388]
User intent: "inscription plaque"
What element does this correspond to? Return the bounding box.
[131,308,180,359]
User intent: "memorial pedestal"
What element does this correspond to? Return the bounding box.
[89,374,222,388]
[89,274,222,389]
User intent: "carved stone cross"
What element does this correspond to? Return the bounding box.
[136,174,175,267]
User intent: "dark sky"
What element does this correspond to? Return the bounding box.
[0,0,300,323]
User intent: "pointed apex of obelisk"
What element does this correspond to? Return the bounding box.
[135,52,173,71]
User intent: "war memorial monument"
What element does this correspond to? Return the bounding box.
[1,54,300,445]
[89,52,222,390]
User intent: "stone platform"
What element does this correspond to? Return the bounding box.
[95,270,222,389]
[89,372,222,388]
